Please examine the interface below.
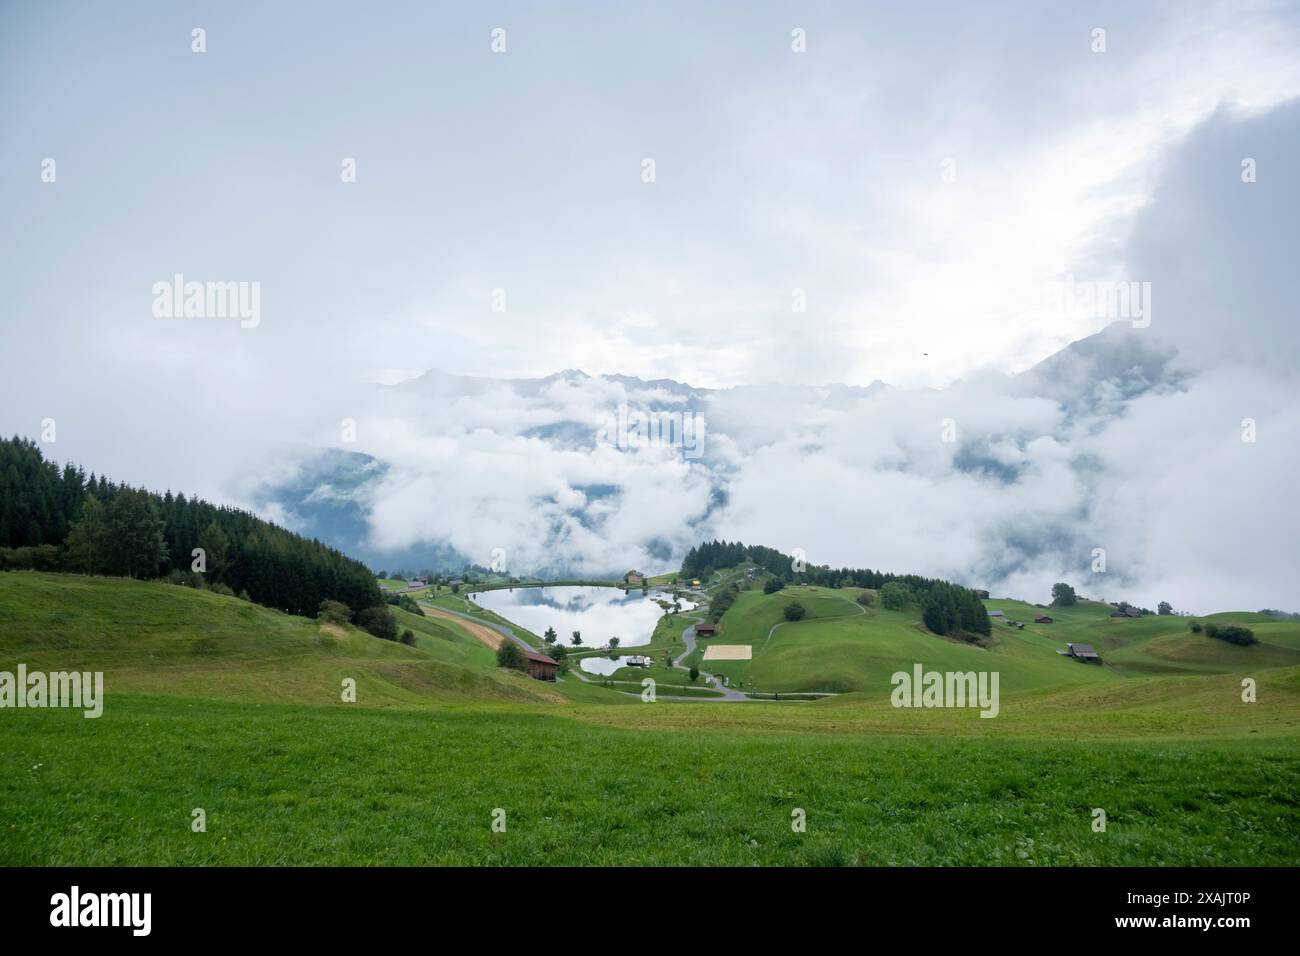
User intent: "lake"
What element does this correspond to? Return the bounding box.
[577,655,653,676]
[467,585,694,649]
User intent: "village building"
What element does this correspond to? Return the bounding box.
[1034,615,1054,624]
[1064,642,1100,662]
[624,570,646,585]
[694,623,719,637]
[521,649,558,681]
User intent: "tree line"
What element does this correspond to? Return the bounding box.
[680,539,990,637]
[0,436,382,618]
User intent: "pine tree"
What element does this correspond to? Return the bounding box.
[64,493,109,574]
[106,488,169,579]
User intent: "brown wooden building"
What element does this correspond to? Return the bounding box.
[522,649,558,681]
[694,623,719,637]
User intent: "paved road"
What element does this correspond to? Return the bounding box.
[674,618,749,700]
[417,600,535,652]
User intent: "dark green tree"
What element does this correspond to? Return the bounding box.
[106,488,168,579]
[64,493,108,574]
[197,519,231,583]
[880,581,913,610]
[1051,582,1078,606]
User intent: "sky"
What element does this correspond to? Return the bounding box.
[2,1,1298,611]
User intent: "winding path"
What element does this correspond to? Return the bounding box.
[763,590,868,645]
[671,618,749,700]
[417,601,534,652]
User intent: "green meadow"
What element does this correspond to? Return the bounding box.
[1,572,1297,866]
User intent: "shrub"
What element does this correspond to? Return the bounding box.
[207,582,236,598]
[783,601,807,621]
[1189,621,1203,633]
[496,641,526,671]
[763,578,785,594]
[318,600,351,625]
[356,606,398,641]
[384,592,424,615]
[0,545,62,572]
[1204,623,1256,646]
[856,591,874,607]
[399,629,416,646]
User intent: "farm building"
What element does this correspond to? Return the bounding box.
[624,570,646,585]
[694,623,719,637]
[521,649,558,681]
[988,610,1005,617]
[1035,615,1054,624]
[1065,643,1100,662]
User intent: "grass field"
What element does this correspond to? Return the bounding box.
[685,587,1300,697]
[2,571,1297,866]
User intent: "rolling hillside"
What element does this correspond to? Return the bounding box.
[1,569,1297,866]
[0,572,567,706]
[983,600,1300,675]
[685,586,1300,696]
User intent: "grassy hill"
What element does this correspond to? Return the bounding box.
[1,570,1297,866]
[985,599,1300,676]
[0,572,568,707]
[684,586,1300,696]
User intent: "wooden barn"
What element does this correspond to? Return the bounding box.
[1035,615,1054,624]
[694,623,719,637]
[1065,642,1100,662]
[521,649,558,681]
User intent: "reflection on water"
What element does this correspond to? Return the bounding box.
[468,586,695,648]
[578,655,648,676]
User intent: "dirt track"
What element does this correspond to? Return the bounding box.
[422,605,505,650]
